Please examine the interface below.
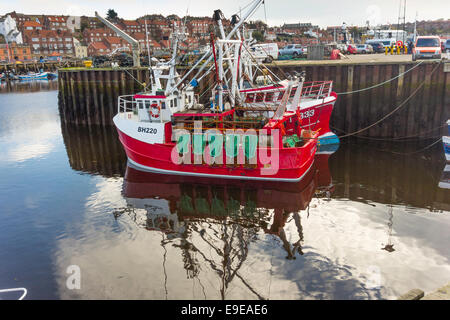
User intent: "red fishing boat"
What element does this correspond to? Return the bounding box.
[114,80,319,182]
[114,2,321,182]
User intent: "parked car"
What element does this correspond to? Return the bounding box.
[355,44,374,54]
[279,44,306,58]
[368,42,385,53]
[250,43,279,63]
[370,39,396,48]
[346,44,357,54]
[444,39,450,53]
[412,36,442,61]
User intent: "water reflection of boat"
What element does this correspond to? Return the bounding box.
[47,72,58,80]
[316,144,339,195]
[123,158,318,213]
[121,144,337,225]
[121,149,334,237]
[116,150,336,298]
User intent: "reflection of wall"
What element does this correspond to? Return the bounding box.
[0,79,58,93]
[60,123,127,177]
[330,139,450,211]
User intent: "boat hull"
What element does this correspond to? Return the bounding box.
[18,72,49,80]
[443,136,450,162]
[114,116,317,182]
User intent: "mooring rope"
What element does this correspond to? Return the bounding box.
[325,61,442,140]
[375,137,443,155]
[336,60,425,95]
[122,68,147,89]
[331,123,447,141]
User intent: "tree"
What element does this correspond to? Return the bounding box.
[252,30,264,42]
[106,9,118,22]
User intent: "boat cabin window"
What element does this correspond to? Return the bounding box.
[161,102,166,110]
[138,100,144,109]
[255,93,265,102]
[145,100,151,109]
[174,99,178,107]
[290,88,297,98]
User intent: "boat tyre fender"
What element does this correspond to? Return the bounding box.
[235,109,245,117]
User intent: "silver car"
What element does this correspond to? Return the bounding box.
[355,44,374,54]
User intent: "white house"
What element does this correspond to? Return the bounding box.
[73,37,87,58]
[0,14,23,44]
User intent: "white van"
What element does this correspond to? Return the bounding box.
[250,43,279,63]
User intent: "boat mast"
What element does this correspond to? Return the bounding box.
[167,0,265,95]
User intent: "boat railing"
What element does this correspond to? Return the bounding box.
[118,95,137,117]
[241,81,333,104]
[301,81,333,100]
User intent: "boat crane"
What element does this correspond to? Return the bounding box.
[167,0,265,96]
[95,11,141,67]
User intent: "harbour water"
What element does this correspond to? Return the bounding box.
[0,83,449,299]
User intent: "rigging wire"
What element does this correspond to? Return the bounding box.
[331,123,447,142]
[322,61,442,141]
[336,60,425,95]
[374,137,443,156]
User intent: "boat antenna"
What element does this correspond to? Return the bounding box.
[144,20,152,65]
[183,0,190,29]
[168,0,265,95]
[263,0,268,26]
